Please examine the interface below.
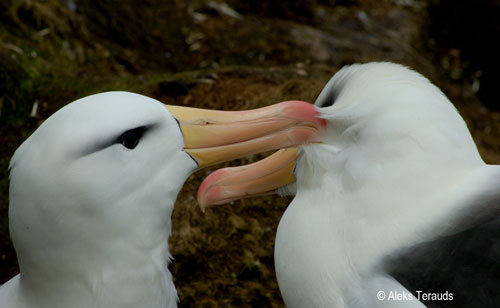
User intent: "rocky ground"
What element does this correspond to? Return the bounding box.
[1,0,499,307]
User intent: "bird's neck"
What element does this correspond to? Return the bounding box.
[292,163,485,267]
[275,147,491,307]
[14,198,179,308]
[19,241,177,308]
[295,144,488,260]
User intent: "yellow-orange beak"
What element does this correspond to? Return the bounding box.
[197,148,298,211]
[166,101,324,168]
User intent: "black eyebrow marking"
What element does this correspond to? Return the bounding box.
[319,96,335,108]
[321,86,339,107]
[79,124,156,157]
[116,126,147,147]
[316,79,341,108]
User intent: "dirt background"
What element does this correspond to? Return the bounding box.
[1,0,499,307]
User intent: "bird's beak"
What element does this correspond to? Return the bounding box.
[197,148,298,211]
[166,101,324,168]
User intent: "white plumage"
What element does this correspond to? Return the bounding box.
[274,62,500,307]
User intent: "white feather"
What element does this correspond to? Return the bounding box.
[274,63,500,308]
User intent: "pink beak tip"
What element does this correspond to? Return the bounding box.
[197,169,230,209]
[280,100,327,129]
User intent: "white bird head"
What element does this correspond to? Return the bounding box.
[5,91,324,307]
[9,92,193,281]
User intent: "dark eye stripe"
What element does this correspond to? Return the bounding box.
[117,126,147,150]
[79,124,156,157]
[319,97,335,107]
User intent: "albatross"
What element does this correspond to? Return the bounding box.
[0,91,324,308]
[197,62,500,307]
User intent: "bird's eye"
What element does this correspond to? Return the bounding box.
[117,127,146,150]
[319,96,335,108]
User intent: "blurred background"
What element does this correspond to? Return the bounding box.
[1,0,499,307]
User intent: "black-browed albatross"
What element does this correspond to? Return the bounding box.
[0,91,324,308]
[198,62,500,307]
